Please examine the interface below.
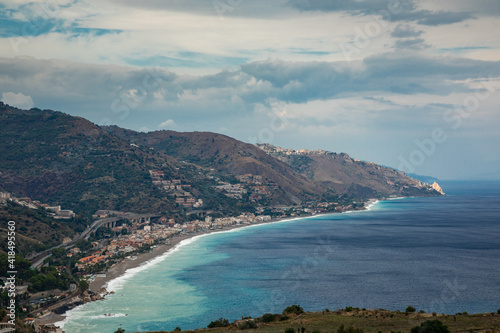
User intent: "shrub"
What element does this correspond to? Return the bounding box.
[338,324,364,333]
[260,313,276,323]
[280,315,290,321]
[411,320,450,333]
[497,308,500,314]
[345,306,354,312]
[238,320,258,329]
[406,306,416,313]
[207,317,230,328]
[285,329,296,333]
[283,305,304,315]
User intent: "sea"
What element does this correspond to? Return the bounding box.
[59,180,500,333]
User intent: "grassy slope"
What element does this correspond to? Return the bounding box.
[145,310,500,333]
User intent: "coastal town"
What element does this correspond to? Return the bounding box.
[0,187,371,333]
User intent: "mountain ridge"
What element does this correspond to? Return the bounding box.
[0,103,443,222]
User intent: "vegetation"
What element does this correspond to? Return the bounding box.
[238,320,258,329]
[337,324,364,333]
[29,266,71,292]
[283,304,304,315]
[260,313,277,322]
[406,306,416,313]
[154,308,500,333]
[411,320,450,333]
[207,317,230,328]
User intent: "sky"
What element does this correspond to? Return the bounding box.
[1,0,500,180]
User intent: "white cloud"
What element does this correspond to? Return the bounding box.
[158,119,177,129]
[1,91,34,109]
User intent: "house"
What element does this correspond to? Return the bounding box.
[39,324,64,333]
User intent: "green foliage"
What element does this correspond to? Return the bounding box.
[79,279,89,292]
[283,304,305,315]
[411,320,450,333]
[285,329,296,333]
[173,327,181,332]
[207,317,230,328]
[238,320,258,329]
[345,306,354,312]
[28,266,70,292]
[260,313,276,323]
[406,306,416,313]
[51,247,67,258]
[337,324,364,333]
[0,253,32,279]
[114,329,125,333]
[497,308,500,314]
[75,239,92,252]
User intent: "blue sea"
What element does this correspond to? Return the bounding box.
[60,181,500,333]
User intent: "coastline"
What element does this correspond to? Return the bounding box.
[42,200,381,328]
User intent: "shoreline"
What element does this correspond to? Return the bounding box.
[40,200,382,328]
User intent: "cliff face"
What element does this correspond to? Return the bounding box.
[431,182,446,195]
[257,144,444,198]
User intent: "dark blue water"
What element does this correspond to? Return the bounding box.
[177,181,500,326]
[62,181,500,332]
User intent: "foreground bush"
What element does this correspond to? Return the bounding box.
[411,320,450,333]
[283,304,305,315]
[207,317,230,328]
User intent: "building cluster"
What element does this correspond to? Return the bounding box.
[149,170,203,208]
[214,174,279,202]
[214,182,247,199]
[0,191,75,219]
[74,221,180,271]
[258,143,335,157]
[73,212,274,273]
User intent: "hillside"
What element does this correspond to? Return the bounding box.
[257,144,441,198]
[0,201,78,255]
[0,103,193,216]
[103,126,328,205]
[0,103,442,223]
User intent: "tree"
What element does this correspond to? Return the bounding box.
[260,313,276,323]
[406,306,416,313]
[79,279,89,292]
[283,304,304,315]
[411,320,451,333]
[114,329,125,333]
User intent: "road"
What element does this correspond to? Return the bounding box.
[29,213,158,268]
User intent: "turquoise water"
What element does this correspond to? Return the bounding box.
[60,181,500,332]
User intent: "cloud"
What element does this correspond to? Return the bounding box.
[394,38,431,50]
[288,0,475,26]
[158,119,177,129]
[1,91,33,109]
[391,24,423,38]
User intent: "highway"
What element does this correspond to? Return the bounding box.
[29,214,158,269]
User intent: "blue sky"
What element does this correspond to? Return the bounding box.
[1,0,499,179]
